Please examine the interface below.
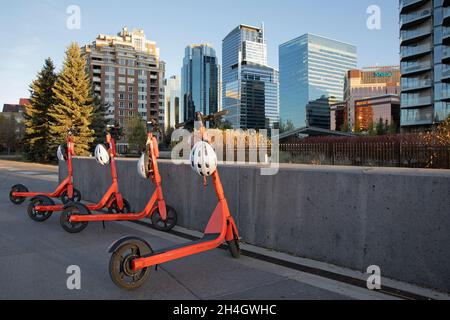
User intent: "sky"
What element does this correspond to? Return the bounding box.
[0,0,399,108]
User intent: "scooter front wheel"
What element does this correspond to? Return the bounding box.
[60,203,90,233]
[60,188,82,204]
[27,196,55,222]
[9,184,29,205]
[150,205,177,232]
[109,239,152,290]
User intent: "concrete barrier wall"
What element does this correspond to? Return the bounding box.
[60,158,450,292]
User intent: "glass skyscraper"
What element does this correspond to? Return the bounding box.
[181,44,219,121]
[400,0,450,130]
[222,24,279,129]
[279,34,357,128]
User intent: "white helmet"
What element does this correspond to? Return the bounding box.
[190,141,217,177]
[95,144,110,166]
[57,145,67,162]
[137,152,150,179]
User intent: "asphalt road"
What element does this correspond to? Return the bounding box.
[0,160,402,300]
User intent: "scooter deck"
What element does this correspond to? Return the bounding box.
[143,233,221,258]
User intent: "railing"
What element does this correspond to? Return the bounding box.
[400,0,425,11]
[442,66,450,78]
[443,46,450,59]
[400,25,431,42]
[401,79,432,90]
[279,135,450,169]
[444,7,450,19]
[401,43,432,59]
[401,61,431,74]
[401,96,432,107]
[400,9,432,25]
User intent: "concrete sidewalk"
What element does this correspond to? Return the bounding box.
[0,160,441,300]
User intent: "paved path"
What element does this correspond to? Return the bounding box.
[0,160,403,300]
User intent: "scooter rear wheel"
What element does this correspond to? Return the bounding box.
[27,196,55,222]
[9,184,29,205]
[109,239,152,290]
[60,189,82,204]
[150,205,177,232]
[60,203,90,233]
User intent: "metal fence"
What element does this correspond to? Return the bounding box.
[279,135,450,169]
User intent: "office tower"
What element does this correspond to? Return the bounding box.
[164,75,181,129]
[400,0,450,130]
[181,44,219,121]
[343,66,401,129]
[279,34,357,128]
[306,96,337,129]
[222,24,279,129]
[82,27,163,126]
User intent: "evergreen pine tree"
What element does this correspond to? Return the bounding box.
[368,121,376,135]
[23,58,57,162]
[376,118,385,135]
[125,115,147,154]
[90,94,108,151]
[48,43,94,157]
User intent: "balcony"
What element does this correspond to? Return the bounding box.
[400,9,432,28]
[442,66,450,82]
[400,107,434,126]
[443,46,450,63]
[443,27,450,45]
[401,61,431,75]
[444,7,450,25]
[442,87,450,101]
[401,79,432,92]
[401,96,432,108]
[400,25,431,45]
[400,0,429,14]
[400,43,432,60]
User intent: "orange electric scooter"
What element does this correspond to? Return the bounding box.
[108,111,240,290]
[56,120,177,234]
[28,124,130,225]
[9,128,81,210]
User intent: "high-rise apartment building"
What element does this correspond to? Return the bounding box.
[279,34,357,128]
[82,27,164,126]
[400,0,450,130]
[181,44,219,121]
[164,75,181,129]
[343,66,400,129]
[158,61,166,128]
[222,24,279,129]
